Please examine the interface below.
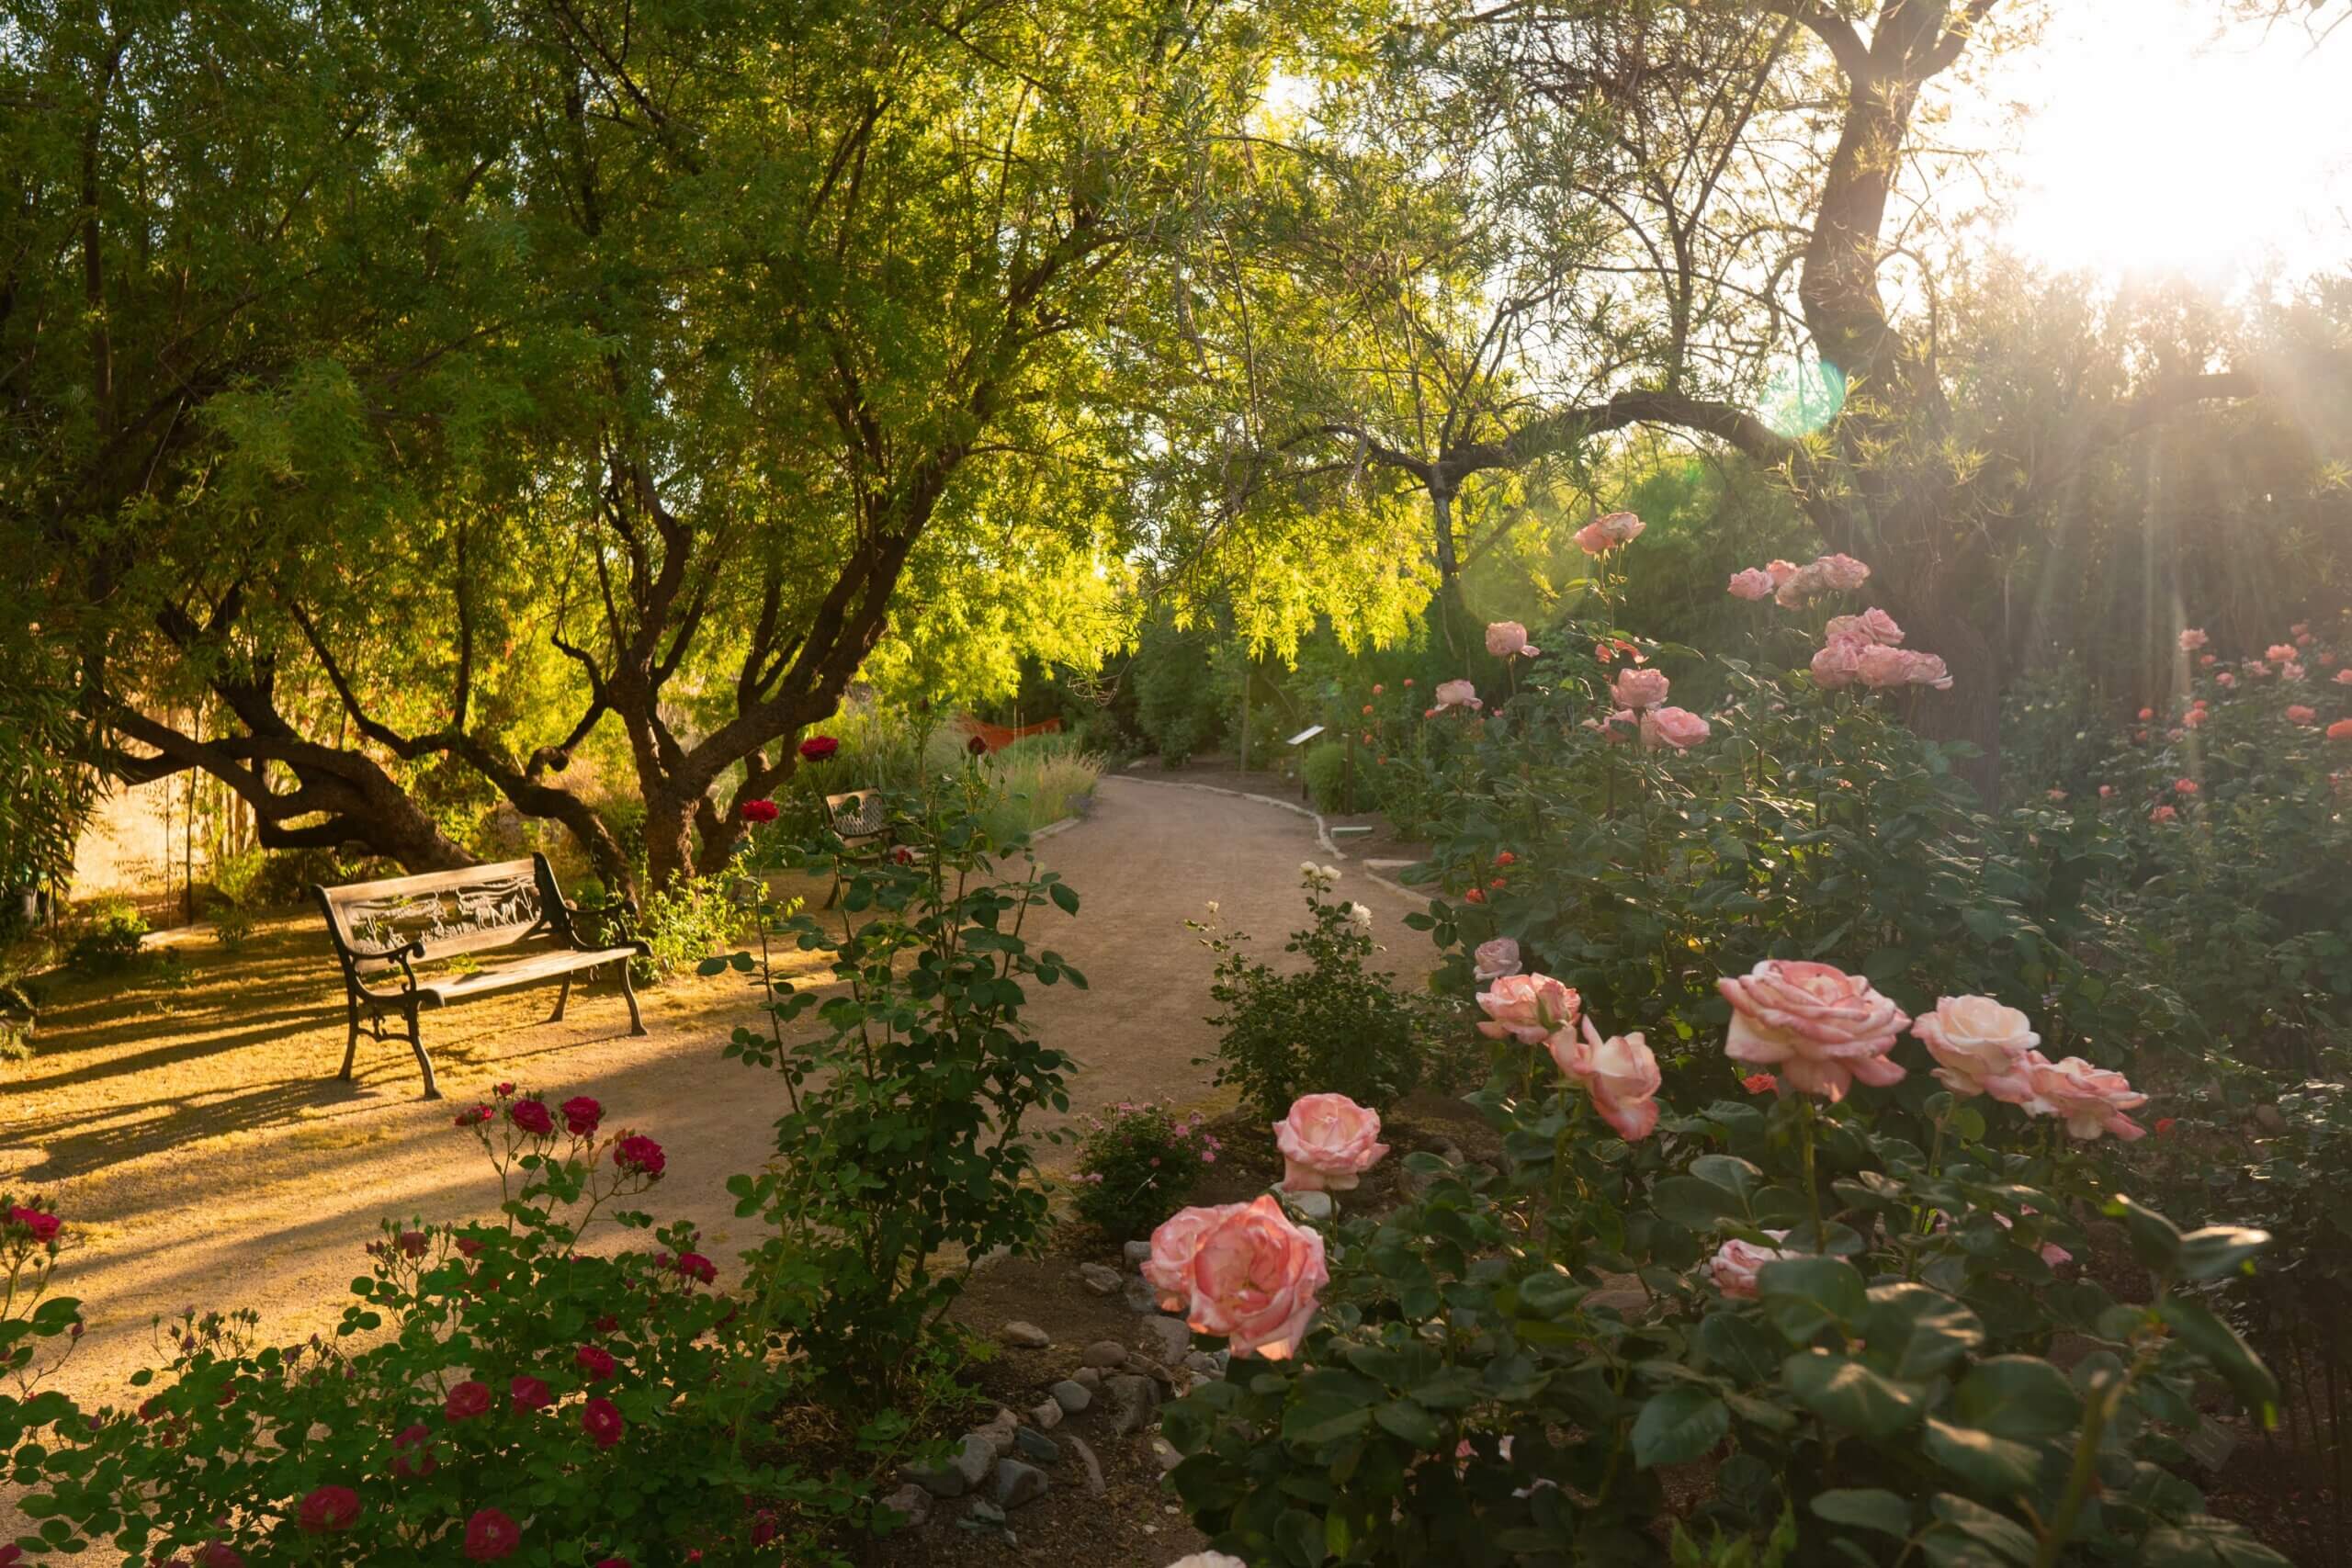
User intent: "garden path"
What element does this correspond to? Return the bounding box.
[0,777,1426,1447]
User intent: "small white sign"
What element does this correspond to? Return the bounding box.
[1284,725,1326,746]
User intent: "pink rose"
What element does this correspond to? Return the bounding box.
[1855,644,1952,691]
[1432,679,1482,712]
[1813,553,1871,592]
[2022,1055,2148,1141]
[2331,718,2352,740]
[2245,660,2270,677]
[1484,621,1539,659]
[2151,804,2177,822]
[2267,643,2297,663]
[1574,510,1645,554]
[1142,1204,1241,1311]
[1810,638,1863,689]
[1718,960,1910,1102]
[1472,937,1521,981]
[1275,1093,1391,1192]
[2289,705,2318,726]
[1181,1196,1329,1359]
[1166,1555,1253,1568]
[2283,660,2307,681]
[1824,608,1904,647]
[1911,996,2039,1103]
[1476,973,1582,1043]
[2336,669,2352,685]
[1547,1019,1661,1140]
[1707,1235,1796,1298]
[2174,778,2198,795]
[8,1206,62,1244]
[1610,668,1669,710]
[1726,568,1775,601]
[1584,707,1638,743]
[1765,558,1799,586]
[1639,706,1710,751]
[2217,671,2236,687]
[2178,628,2208,651]
[2047,788,2067,801]
[1773,561,1827,606]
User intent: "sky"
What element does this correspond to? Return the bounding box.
[1983,0,2350,282]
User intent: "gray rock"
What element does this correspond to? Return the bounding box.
[992,1458,1049,1508]
[1151,1435,1182,1472]
[1001,1320,1051,1348]
[1065,1432,1108,1497]
[1072,1365,1104,1391]
[1123,1239,1154,1264]
[1123,1275,1160,1314]
[906,1433,996,1498]
[965,1499,1007,1529]
[1077,1262,1123,1295]
[1014,1427,1060,1463]
[1081,1338,1128,1369]
[1284,1188,1335,1220]
[1028,1397,1063,1429]
[1049,1379,1092,1415]
[880,1483,933,1529]
[1182,1350,1221,1378]
[972,1421,1017,1459]
[1139,1315,1192,1363]
[1105,1371,1161,1435]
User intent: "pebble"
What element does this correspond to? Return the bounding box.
[1182,1350,1220,1377]
[907,1433,996,1498]
[1139,1315,1192,1363]
[1105,1371,1161,1436]
[992,1458,1049,1508]
[1049,1379,1092,1415]
[1123,1275,1160,1314]
[1123,1239,1154,1264]
[1001,1320,1051,1348]
[1078,1262,1124,1295]
[880,1483,932,1529]
[1028,1397,1063,1429]
[1284,1188,1335,1220]
[1065,1432,1108,1497]
[1014,1427,1061,1463]
[1151,1435,1182,1472]
[1082,1339,1128,1369]
[1072,1366,1103,1392]
[973,1422,1016,1459]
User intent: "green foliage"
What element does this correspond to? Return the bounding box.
[631,876,745,987]
[64,899,149,975]
[1073,1102,1222,1241]
[1136,613,1234,765]
[715,782,1082,1404]
[1201,868,1440,1121]
[1301,739,1366,813]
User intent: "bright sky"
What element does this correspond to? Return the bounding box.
[1986,0,2351,281]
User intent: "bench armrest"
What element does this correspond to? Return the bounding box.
[349,936,428,964]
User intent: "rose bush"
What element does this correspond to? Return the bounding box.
[1074,1100,1224,1239]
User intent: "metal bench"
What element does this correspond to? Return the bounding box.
[311,853,648,1099]
[821,790,892,908]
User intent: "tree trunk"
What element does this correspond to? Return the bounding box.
[642,784,701,891]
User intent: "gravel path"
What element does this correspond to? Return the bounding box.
[2,777,1427,1434]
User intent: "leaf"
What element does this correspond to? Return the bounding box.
[1862,1283,1984,1381]
[2106,1194,2184,1271]
[1689,1154,1765,1200]
[1631,1386,1730,1470]
[2175,1226,2270,1282]
[1781,1350,1928,1438]
[1275,1506,1330,1565]
[1695,1312,1782,1384]
[1281,1393,1373,1447]
[1516,1270,1583,1320]
[1953,1356,2083,1439]
[1651,1176,1741,1229]
[1810,1489,1913,1540]
[1921,1416,2044,1493]
[1047,881,1080,916]
[1756,1256,1867,1342]
[2155,1299,2280,1423]
[2137,1518,2298,1566]
[1372,1398,1442,1449]
[1928,1495,2037,1564]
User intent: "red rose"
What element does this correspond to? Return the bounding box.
[1741,1073,1780,1096]
[507,1100,554,1137]
[455,1236,484,1258]
[561,1096,603,1137]
[464,1507,521,1562]
[390,1422,436,1478]
[1464,887,1486,904]
[297,1485,361,1533]
[741,798,780,824]
[582,1396,625,1450]
[575,1344,616,1381]
[2155,1117,2177,1136]
[614,1134,665,1179]
[8,1206,61,1243]
[454,1104,493,1128]
[493,1081,515,1099]
[397,1230,429,1258]
[195,1546,245,1568]
[1494,852,1515,866]
[797,735,840,761]
[674,1253,717,1285]
[509,1375,551,1411]
[444,1380,493,1422]
[594,1560,631,1568]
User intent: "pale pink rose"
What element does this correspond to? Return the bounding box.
[2245,660,2270,677]
[1166,1556,1252,1568]
[1473,937,1522,981]
[2336,669,2352,685]
[2178,628,2208,652]
[1182,1195,1329,1359]
[2267,643,2297,664]
[1773,561,1828,607]
[1811,638,1863,689]
[2217,671,2236,687]
[1727,568,1775,601]
[1574,511,1645,554]
[1485,621,1539,659]
[1639,706,1711,751]
[1765,559,1799,586]
[2022,1055,2148,1142]
[2151,804,2177,822]
[1824,608,1904,647]
[1855,644,1953,691]
[1813,553,1871,592]
[2184,708,2207,728]
[1708,1234,1796,1298]
[1432,679,1482,712]
[1610,668,1670,710]
[2047,789,2067,802]
[1275,1093,1390,1193]
[2282,660,2307,682]
[1991,1211,2073,1269]
[1583,707,1638,743]
[2292,622,2311,636]
[1547,1019,1661,1140]
[1142,1204,1241,1311]
[2289,705,2319,726]
[1912,996,2040,1104]
[1477,973,1581,1043]
[1718,960,1910,1102]
[2098,784,2114,798]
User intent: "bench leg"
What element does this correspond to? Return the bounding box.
[338,994,361,1080]
[619,962,648,1037]
[403,1004,441,1100]
[548,975,571,1023]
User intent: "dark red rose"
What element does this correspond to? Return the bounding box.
[455,1236,484,1258]
[296,1485,361,1533]
[464,1507,521,1562]
[8,1206,61,1244]
[508,1375,551,1411]
[797,735,840,761]
[740,798,780,824]
[389,1423,436,1479]
[594,1559,631,1568]
[575,1344,616,1381]
[966,734,989,756]
[454,1104,493,1128]
[674,1253,717,1285]
[507,1100,554,1137]
[195,1546,246,1568]
[493,1082,515,1100]
[560,1096,603,1137]
[443,1380,492,1421]
[396,1230,429,1258]
[582,1396,624,1450]
[614,1134,665,1179]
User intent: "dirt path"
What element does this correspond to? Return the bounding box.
[2,777,1427,1430]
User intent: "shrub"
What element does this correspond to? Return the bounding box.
[1200,866,1435,1120]
[1073,1102,1221,1240]
[1301,738,1363,813]
[3,1091,868,1564]
[64,897,147,973]
[1135,612,1230,764]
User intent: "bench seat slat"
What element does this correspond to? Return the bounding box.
[413,946,639,1006]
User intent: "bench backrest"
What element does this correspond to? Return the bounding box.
[825,791,889,842]
[314,855,559,974]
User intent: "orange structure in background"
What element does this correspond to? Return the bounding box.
[956,714,1063,753]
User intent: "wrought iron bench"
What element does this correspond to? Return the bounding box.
[821,790,892,908]
[311,854,648,1100]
